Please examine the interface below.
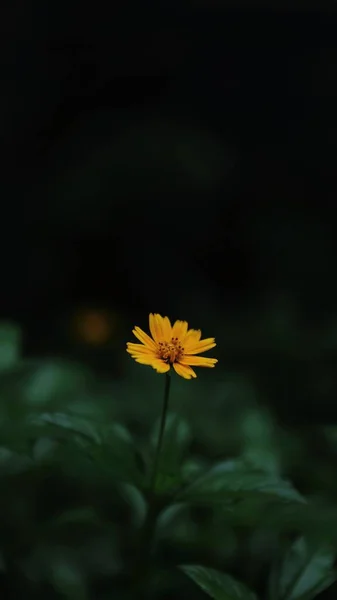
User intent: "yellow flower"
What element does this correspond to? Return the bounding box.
[126,313,218,379]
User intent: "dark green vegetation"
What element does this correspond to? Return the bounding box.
[1,322,337,599]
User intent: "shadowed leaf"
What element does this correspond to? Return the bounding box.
[181,565,257,600]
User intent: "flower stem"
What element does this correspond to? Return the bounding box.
[131,373,171,598]
[150,372,171,493]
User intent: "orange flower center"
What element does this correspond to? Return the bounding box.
[158,337,184,364]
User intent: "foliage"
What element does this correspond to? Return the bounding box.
[0,322,337,599]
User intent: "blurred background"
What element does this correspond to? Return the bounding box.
[1,0,337,598]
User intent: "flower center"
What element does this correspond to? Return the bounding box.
[158,337,184,364]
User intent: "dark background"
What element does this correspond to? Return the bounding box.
[3,0,337,420]
[1,1,337,598]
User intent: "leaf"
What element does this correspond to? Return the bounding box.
[258,502,337,547]
[0,322,21,371]
[180,565,257,600]
[270,537,336,600]
[31,412,102,444]
[99,423,143,485]
[324,426,337,453]
[177,461,305,506]
[241,409,280,475]
[150,412,191,493]
[24,361,92,406]
[0,360,92,417]
[182,458,206,483]
[31,415,143,485]
[0,447,33,475]
[156,502,188,536]
[51,507,101,527]
[50,557,87,600]
[33,437,59,462]
[118,483,147,528]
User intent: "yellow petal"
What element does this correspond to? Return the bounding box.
[181,355,218,367]
[149,313,171,342]
[173,362,197,379]
[151,360,171,373]
[132,326,157,350]
[183,329,202,350]
[134,355,157,366]
[149,313,162,342]
[172,319,188,341]
[126,342,154,355]
[129,351,155,360]
[184,338,216,355]
[160,314,172,340]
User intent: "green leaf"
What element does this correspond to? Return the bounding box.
[270,537,336,600]
[240,409,280,475]
[180,565,257,600]
[31,412,102,444]
[0,360,92,418]
[99,423,143,485]
[324,426,337,453]
[0,447,33,475]
[177,461,305,506]
[51,507,101,527]
[31,415,143,485]
[156,502,188,536]
[118,483,147,528]
[257,502,337,547]
[150,412,191,493]
[32,437,59,462]
[24,361,92,406]
[50,556,87,600]
[0,322,21,371]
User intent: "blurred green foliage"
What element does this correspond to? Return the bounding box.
[1,320,337,599]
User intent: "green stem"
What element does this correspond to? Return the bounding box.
[149,372,171,493]
[132,373,171,598]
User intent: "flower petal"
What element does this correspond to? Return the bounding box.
[152,360,171,373]
[126,343,154,355]
[162,315,172,340]
[183,329,202,350]
[128,351,154,359]
[132,326,157,350]
[173,362,197,379]
[149,313,171,342]
[172,319,188,341]
[181,355,218,368]
[149,314,159,342]
[184,338,216,355]
[133,356,156,365]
